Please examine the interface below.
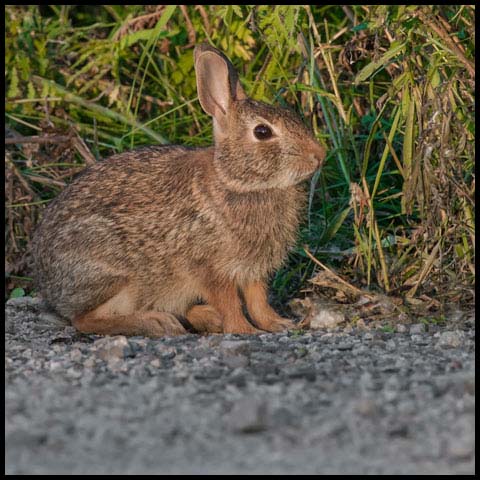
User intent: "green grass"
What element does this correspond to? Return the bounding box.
[5,5,475,306]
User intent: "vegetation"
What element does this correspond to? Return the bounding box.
[5,5,475,309]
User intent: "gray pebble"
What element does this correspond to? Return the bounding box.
[411,334,429,345]
[435,331,465,348]
[93,336,133,361]
[219,340,250,356]
[395,323,408,333]
[409,323,426,334]
[222,354,249,369]
[225,397,269,433]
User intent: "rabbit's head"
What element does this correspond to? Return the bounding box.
[194,43,325,192]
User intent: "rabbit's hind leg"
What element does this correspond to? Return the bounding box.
[72,288,187,337]
[73,310,187,337]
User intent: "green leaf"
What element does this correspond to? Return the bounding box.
[7,66,19,98]
[27,81,36,99]
[10,287,25,299]
[119,28,169,50]
[231,5,244,18]
[354,42,406,85]
[352,22,368,32]
[319,206,352,244]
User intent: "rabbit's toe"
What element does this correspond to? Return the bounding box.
[258,316,296,333]
[223,322,263,335]
[141,312,187,337]
[73,309,187,338]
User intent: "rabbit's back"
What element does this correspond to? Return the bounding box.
[34,145,209,254]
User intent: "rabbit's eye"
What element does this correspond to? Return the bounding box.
[253,124,273,140]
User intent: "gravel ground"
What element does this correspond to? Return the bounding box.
[5,297,475,475]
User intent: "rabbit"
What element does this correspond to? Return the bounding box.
[31,43,325,337]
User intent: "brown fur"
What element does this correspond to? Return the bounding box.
[31,44,325,337]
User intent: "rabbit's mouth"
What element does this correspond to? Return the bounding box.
[291,148,324,180]
[306,141,326,170]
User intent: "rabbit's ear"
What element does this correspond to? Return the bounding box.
[194,44,247,128]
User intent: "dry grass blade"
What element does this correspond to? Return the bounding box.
[304,246,373,298]
[72,134,96,166]
[5,135,72,145]
[406,239,442,298]
[416,9,475,78]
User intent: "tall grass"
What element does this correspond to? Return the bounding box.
[5,5,475,306]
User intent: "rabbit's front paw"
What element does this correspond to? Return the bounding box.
[257,316,296,333]
[223,321,263,335]
[140,312,187,337]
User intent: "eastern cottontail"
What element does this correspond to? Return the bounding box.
[31,43,325,337]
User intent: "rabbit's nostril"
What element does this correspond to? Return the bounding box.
[312,143,325,166]
[306,142,325,169]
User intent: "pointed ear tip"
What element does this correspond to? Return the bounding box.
[194,43,219,59]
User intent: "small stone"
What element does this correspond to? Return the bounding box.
[62,326,77,336]
[359,371,374,390]
[396,324,407,333]
[66,367,83,379]
[387,421,409,437]
[446,415,474,460]
[448,441,474,460]
[394,356,409,369]
[93,336,133,361]
[319,332,334,341]
[355,318,369,330]
[5,296,44,309]
[219,340,250,356]
[5,317,15,334]
[286,366,316,382]
[48,360,64,371]
[37,312,67,327]
[150,358,161,368]
[343,323,353,333]
[69,349,83,362]
[411,334,429,345]
[219,340,250,368]
[385,339,397,351]
[226,397,269,433]
[355,398,378,416]
[309,309,345,330]
[409,323,426,334]
[193,367,224,381]
[223,355,249,369]
[160,348,177,361]
[83,357,96,368]
[435,331,465,349]
[202,335,224,348]
[228,369,247,388]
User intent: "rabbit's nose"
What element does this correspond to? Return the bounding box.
[309,140,326,168]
